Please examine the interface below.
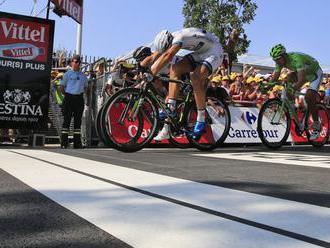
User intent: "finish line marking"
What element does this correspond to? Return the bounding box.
[194,152,330,169]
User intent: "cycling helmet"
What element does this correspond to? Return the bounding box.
[133,46,152,62]
[154,30,173,53]
[270,44,286,60]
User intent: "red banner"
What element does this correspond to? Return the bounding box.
[0,17,50,62]
[51,0,83,24]
[106,105,330,145]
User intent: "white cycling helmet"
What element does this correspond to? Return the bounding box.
[154,30,173,53]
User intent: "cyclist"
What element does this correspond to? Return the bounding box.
[269,44,323,140]
[147,27,238,140]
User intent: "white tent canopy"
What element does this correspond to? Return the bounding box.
[237,54,330,74]
[115,48,330,75]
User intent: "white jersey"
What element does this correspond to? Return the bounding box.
[172,28,220,53]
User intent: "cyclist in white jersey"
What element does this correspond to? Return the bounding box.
[148,27,237,140]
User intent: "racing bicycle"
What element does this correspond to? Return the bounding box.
[99,75,231,152]
[257,81,330,148]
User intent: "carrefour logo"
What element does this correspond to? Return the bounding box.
[241,111,257,125]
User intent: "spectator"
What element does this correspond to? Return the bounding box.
[243,76,261,102]
[269,85,283,99]
[222,74,232,92]
[94,61,105,78]
[318,85,325,103]
[208,75,230,101]
[51,70,64,106]
[230,74,245,100]
[324,80,330,106]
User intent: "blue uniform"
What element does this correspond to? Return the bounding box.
[60,70,88,95]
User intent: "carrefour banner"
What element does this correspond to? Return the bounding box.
[226,106,292,143]
[0,12,55,129]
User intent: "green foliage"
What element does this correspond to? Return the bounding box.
[182,0,257,62]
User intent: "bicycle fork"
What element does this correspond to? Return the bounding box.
[118,92,144,125]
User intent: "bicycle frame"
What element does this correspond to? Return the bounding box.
[271,82,307,131]
[121,76,194,133]
[146,77,194,132]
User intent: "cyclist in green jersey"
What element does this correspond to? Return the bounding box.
[270,44,323,140]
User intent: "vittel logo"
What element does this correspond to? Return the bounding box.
[0,20,46,43]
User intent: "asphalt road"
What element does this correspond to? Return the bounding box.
[0,145,329,248]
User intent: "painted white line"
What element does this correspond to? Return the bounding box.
[3,149,330,245]
[0,150,321,248]
[193,152,330,169]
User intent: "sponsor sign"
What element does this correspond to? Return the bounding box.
[226,106,292,143]
[51,0,83,24]
[107,104,330,145]
[0,12,54,129]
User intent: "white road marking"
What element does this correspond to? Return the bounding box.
[194,152,330,169]
[1,150,329,247]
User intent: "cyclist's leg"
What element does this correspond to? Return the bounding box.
[154,56,193,141]
[190,45,223,136]
[168,55,194,100]
[305,68,323,120]
[285,72,298,102]
[305,68,323,139]
[191,64,209,112]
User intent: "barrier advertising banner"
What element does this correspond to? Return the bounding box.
[0,12,55,129]
[107,105,296,145]
[226,106,293,143]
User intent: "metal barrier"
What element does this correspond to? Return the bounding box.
[37,57,113,147]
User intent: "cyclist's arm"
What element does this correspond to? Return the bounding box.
[151,44,181,75]
[140,52,160,68]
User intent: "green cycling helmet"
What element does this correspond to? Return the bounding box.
[270,44,286,60]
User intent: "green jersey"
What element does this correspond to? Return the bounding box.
[275,52,320,82]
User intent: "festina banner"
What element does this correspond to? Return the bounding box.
[0,12,55,129]
[51,0,83,24]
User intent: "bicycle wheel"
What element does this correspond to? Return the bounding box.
[257,98,291,149]
[95,105,109,145]
[188,98,231,151]
[305,103,330,147]
[100,88,158,152]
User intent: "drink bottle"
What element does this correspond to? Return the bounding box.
[0,43,44,60]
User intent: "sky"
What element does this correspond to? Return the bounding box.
[1,0,330,65]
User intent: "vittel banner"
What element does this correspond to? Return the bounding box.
[0,12,54,129]
[51,0,83,24]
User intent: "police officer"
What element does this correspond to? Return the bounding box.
[60,55,88,148]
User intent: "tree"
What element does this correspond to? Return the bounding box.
[182,0,257,64]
